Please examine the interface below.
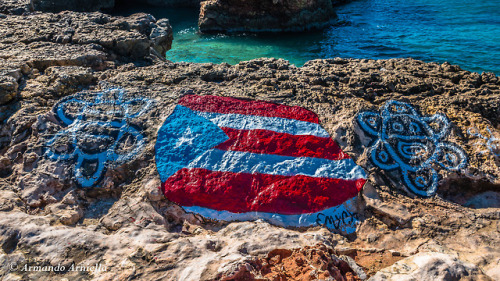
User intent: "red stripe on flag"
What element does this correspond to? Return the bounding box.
[162,168,366,215]
[179,95,320,123]
[215,128,351,160]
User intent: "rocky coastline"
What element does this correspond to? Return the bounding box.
[30,0,202,13]
[198,0,340,33]
[22,0,354,33]
[1,1,499,280]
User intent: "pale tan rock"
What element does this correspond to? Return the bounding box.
[0,190,22,212]
[369,252,493,281]
[0,210,344,280]
[47,190,84,225]
[483,258,500,281]
[144,177,164,202]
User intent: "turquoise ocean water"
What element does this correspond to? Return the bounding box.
[115,0,500,74]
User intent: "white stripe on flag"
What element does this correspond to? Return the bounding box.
[194,111,330,137]
[183,197,359,233]
[186,149,366,180]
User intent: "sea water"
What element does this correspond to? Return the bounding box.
[114,0,500,74]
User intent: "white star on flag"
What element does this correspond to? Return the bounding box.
[175,127,196,148]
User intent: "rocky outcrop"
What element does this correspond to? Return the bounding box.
[0,6,499,281]
[135,0,202,7]
[369,252,493,281]
[31,0,115,12]
[0,10,172,106]
[199,0,339,33]
[29,0,202,12]
[0,11,173,61]
[211,244,364,280]
[27,0,201,14]
[0,0,32,15]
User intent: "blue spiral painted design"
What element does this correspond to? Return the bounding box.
[45,88,154,187]
[357,100,467,196]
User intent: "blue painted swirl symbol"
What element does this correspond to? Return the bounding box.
[357,100,467,197]
[45,88,154,187]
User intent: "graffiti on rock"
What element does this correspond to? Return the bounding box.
[46,88,154,187]
[468,126,500,157]
[315,199,360,233]
[357,100,467,197]
[155,95,367,233]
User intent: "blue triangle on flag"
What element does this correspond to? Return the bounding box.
[155,105,229,182]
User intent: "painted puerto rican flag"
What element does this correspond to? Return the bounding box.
[155,95,367,229]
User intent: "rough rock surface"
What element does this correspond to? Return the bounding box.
[246,245,363,281]
[0,10,172,107]
[208,244,367,280]
[31,0,115,13]
[199,0,340,33]
[1,4,500,281]
[30,0,202,12]
[0,11,173,59]
[134,0,202,7]
[0,0,32,15]
[369,252,492,281]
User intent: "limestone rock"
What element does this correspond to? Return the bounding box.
[0,189,23,212]
[0,0,32,15]
[0,211,341,280]
[150,18,174,57]
[144,177,164,202]
[199,0,339,33]
[0,7,499,281]
[1,55,496,278]
[340,255,368,280]
[213,244,364,280]
[26,0,205,13]
[0,11,173,62]
[141,0,202,7]
[0,75,18,105]
[31,0,115,12]
[0,59,23,105]
[47,190,84,225]
[369,252,492,281]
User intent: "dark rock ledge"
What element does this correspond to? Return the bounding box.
[0,2,499,281]
[198,0,344,33]
[31,0,203,13]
